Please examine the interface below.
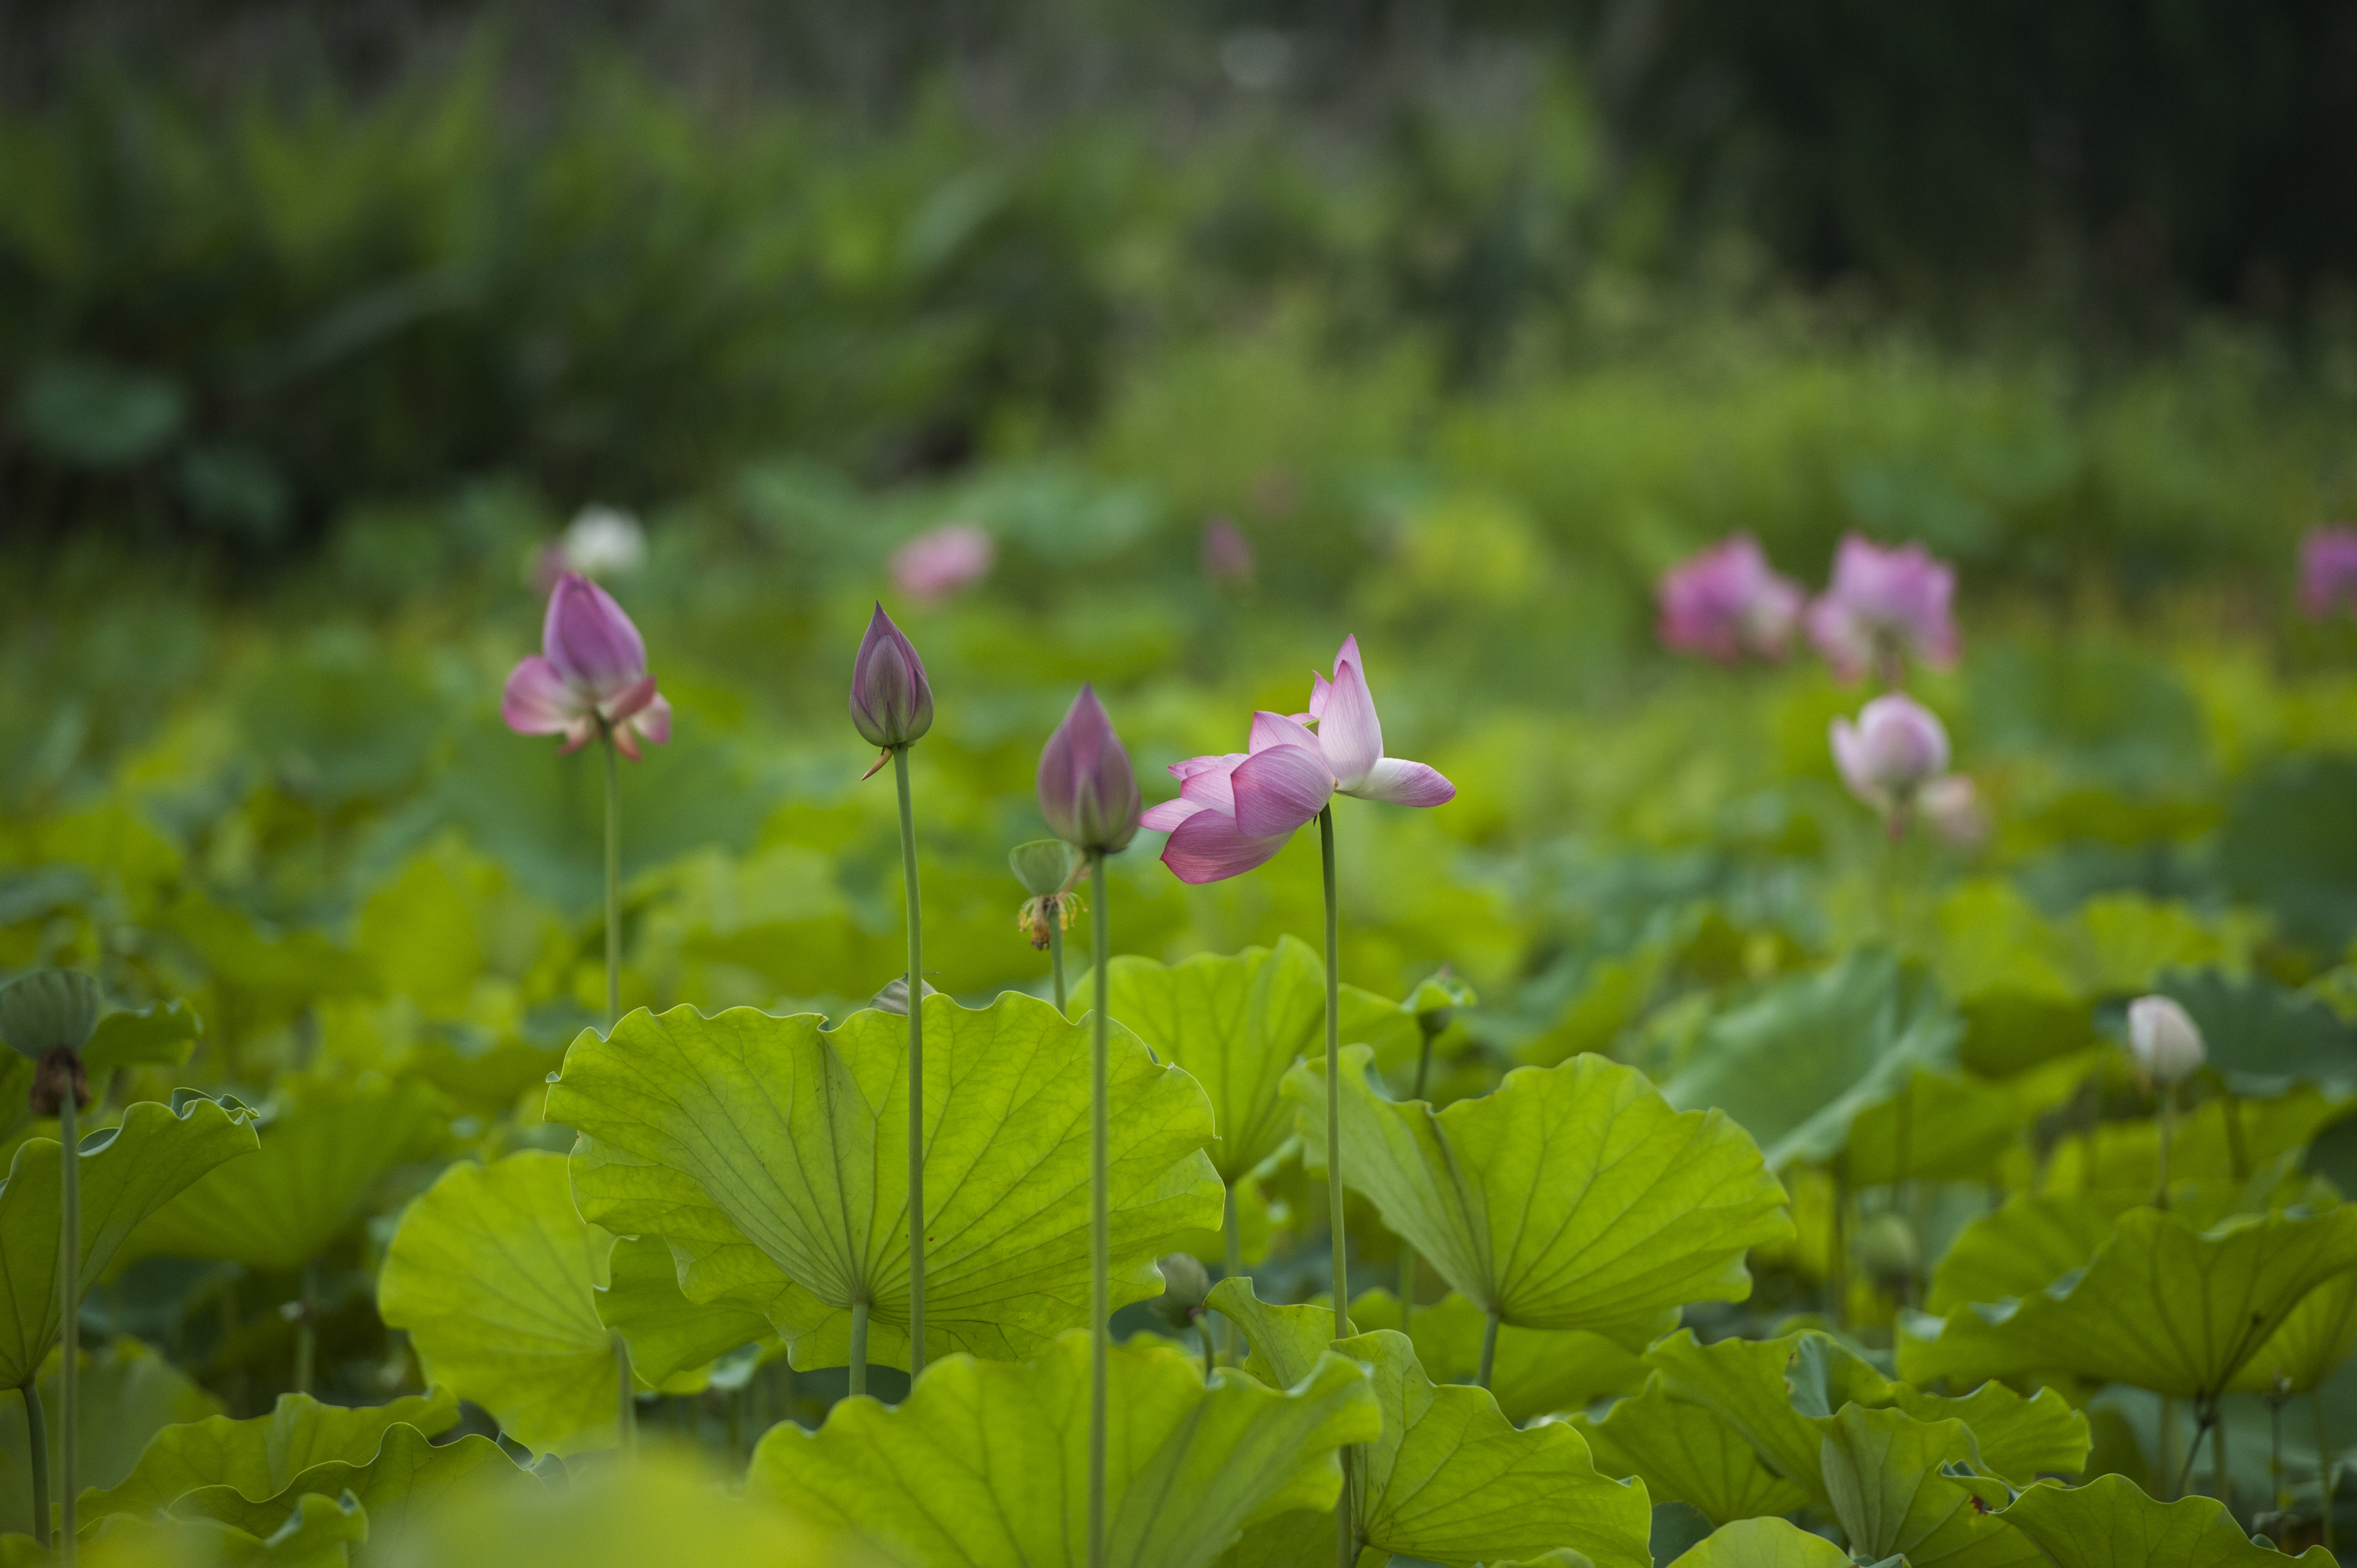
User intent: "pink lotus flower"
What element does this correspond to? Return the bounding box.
[1655,535,1805,662]
[1146,636,1454,884]
[1830,693,1949,817]
[502,572,672,760]
[1202,518,1255,586]
[1806,534,1960,684]
[892,523,994,605]
[2300,525,2357,620]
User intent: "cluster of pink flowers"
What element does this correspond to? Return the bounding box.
[1656,531,1957,684]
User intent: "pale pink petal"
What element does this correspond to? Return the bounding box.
[1169,752,1239,781]
[543,572,647,698]
[1349,756,1455,807]
[1305,673,1333,723]
[503,656,586,736]
[601,674,659,725]
[1140,798,1208,832]
[1318,656,1383,791]
[1230,744,1335,837]
[629,692,672,747]
[1248,711,1324,756]
[1161,810,1295,884]
[558,717,598,755]
[1180,760,1241,816]
[610,722,644,762]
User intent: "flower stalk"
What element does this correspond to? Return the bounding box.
[603,732,621,1030]
[1088,850,1110,1568]
[612,1330,636,1454]
[57,1085,79,1563]
[20,1378,46,1549]
[895,744,927,1379]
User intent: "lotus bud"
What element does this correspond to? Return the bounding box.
[0,969,101,1116]
[1854,1211,1921,1290]
[1403,967,1476,1035]
[1148,1252,1212,1332]
[1037,685,1141,855]
[1830,694,1951,819]
[2127,995,2205,1085]
[850,605,935,763]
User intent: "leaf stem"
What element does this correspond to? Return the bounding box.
[2215,1402,2231,1517]
[1828,1153,1850,1332]
[1089,850,1110,1568]
[1222,1182,1242,1365]
[612,1330,635,1454]
[1400,1019,1437,1332]
[295,1260,317,1396]
[1196,1319,1216,1386]
[58,1087,78,1565]
[1049,915,1067,1015]
[603,731,621,1033]
[2155,1082,2174,1212]
[1320,804,1344,1339]
[2317,1390,2338,1554]
[895,745,925,1381]
[2176,1402,2214,1500]
[22,1379,47,1550]
[1477,1307,1500,1391]
[2160,1396,2179,1499]
[849,1301,868,1400]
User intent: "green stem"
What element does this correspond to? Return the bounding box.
[848,1301,869,1400]
[1196,1320,1217,1386]
[2156,1083,2174,1212]
[1477,1308,1500,1391]
[2175,1405,2212,1502]
[1089,852,1110,1568]
[58,1087,78,1565]
[1222,1182,1243,1364]
[2215,1403,2230,1514]
[612,1331,636,1454]
[2318,1390,2338,1555]
[1401,1022,1435,1332]
[1319,804,1350,1568]
[1828,1154,1850,1331]
[294,1261,317,1396]
[2271,1394,2286,1516]
[604,732,621,1032]
[1049,915,1067,1015]
[22,1380,48,1550]
[894,746,926,1380]
[2160,1397,2179,1500]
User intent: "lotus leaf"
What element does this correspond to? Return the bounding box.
[2229,1264,2357,1392]
[1573,1378,1809,1526]
[1996,1472,2336,1565]
[1664,1517,1856,1567]
[1815,1405,2036,1567]
[0,1338,220,1537]
[81,1000,203,1076]
[1345,1289,1648,1423]
[1286,1045,1790,1345]
[594,1234,774,1386]
[91,1488,369,1566]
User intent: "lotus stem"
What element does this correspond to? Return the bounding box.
[1222,1182,1243,1364]
[1319,805,1344,1339]
[2155,1081,2174,1212]
[849,1302,869,1400]
[603,730,621,1032]
[1196,1320,1216,1386]
[58,1088,79,1564]
[2215,1404,2231,1516]
[1089,850,1110,1568]
[2176,1402,2214,1500]
[2317,1391,2338,1554]
[895,745,926,1380]
[1477,1308,1500,1391]
[22,1379,48,1550]
[1400,1020,1437,1331]
[2160,1397,2179,1499]
[2270,1389,2286,1520]
[612,1330,636,1454]
[1829,1153,1850,1331]
[294,1260,318,1396]
[1049,915,1067,1014]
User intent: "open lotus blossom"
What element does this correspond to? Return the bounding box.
[1655,534,1805,662]
[2301,524,2357,620]
[1807,533,1960,684]
[2127,994,2205,1085]
[501,571,672,759]
[1146,635,1453,884]
[1830,693,1949,821]
[892,522,995,605]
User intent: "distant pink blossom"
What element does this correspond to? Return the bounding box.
[2301,525,2357,620]
[1807,534,1960,684]
[892,523,995,605]
[1918,774,1988,850]
[1146,636,1453,884]
[1831,693,1949,821]
[1655,535,1805,662]
[1202,518,1255,586]
[502,572,672,760]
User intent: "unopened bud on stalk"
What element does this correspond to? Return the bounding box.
[1149,1253,1212,1332]
[1037,685,1141,855]
[1855,1212,1921,1290]
[2127,995,2205,1085]
[850,604,934,765]
[1830,694,1950,818]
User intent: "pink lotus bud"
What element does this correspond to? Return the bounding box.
[2127,994,2204,1084]
[1806,534,1960,684]
[1037,685,1141,854]
[1655,535,1805,662]
[1202,517,1255,586]
[849,604,934,754]
[501,572,671,760]
[1917,774,1988,850]
[1830,694,1950,815]
[2300,525,2357,620]
[891,523,994,605]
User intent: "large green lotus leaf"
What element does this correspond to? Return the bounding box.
[2216,754,2357,961]
[1926,1191,2147,1314]
[118,1081,448,1272]
[1345,1290,1648,1424]
[1888,1381,2091,1484]
[2161,968,2357,1096]
[594,1234,774,1386]
[0,1093,259,1386]
[92,1489,369,1566]
[1286,1045,1790,1345]
[1663,1517,1855,1567]
[2041,1088,2351,1194]
[1995,1472,2336,1565]
[2229,1264,2357,1393]
[747,1331,1379,1568]
[547,993,1222,1371]
[1203,1278,1345,1389]
[1068,938,1325,1182]
[376,1152,621,1455]
[1572,1376,1809,1526]
[1816,1405,2039,1567]
[81,1000,203,1076]
[0,1338,220,1537]
[1844,1059,2091,1187]
[1900,1206,2357,1397]
[1661,950,1963,1172]
[167,1425,530,1546]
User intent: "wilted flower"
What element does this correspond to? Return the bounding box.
[1038,685,1142,855]
[892,523,994,605]
[1147,636,1453,884]
[502,572,673,760]
[2300,525,2357,620]
[1806,534,1960,684]
[1010,839,1084,948]
[1655,535,1805,662]
[1917,774,1988,850]
[2127,995,2205,1085]
[1830,694,1950,821]
[849,604,934,767]
[1202,518,1255,586]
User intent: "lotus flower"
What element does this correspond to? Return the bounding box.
[1038,685,1141,855]
[1202,518,1255,586]
[1147,636,1454,884]
[2301,525,2357,620]
[850,604,934,756]
[1830,693,1949,817]
[2127,994,2204,1085]
[1655,535,1805,662]
[502,571,672,760]
[1806,534,1960,684]
[892,523,994,605]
